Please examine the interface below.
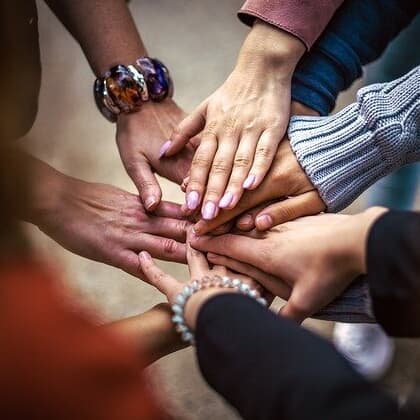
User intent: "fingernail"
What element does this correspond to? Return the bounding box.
[243,174,256,189]
[219,192,234,208]
[139,251,151,261]
[207,252,218,260]
[145,196,158,210]
[256,214,273,230]
[158,140,172,159]
[186,191,199,210]
[202,201,216,220]
[238,214,253,227]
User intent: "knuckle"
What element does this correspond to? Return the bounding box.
[274,205,296,223]
[163,238,178,254]
[211,160,230,174]
[256,145,275,160]
[138,180,155,191]
[192,154,211,169]
[203,120,218,136]
[234,155,252,168]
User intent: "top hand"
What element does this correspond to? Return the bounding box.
[162,21,305,221]
[193,136,325,235]
[116,99,196,211]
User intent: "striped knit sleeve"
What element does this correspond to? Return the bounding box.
[288,66,420,212]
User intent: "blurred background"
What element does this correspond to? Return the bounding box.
[23,1,420,418]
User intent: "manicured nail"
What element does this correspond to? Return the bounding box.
[145,196,158,210]
[158,140,172,159]
[139,251,151,261]
[219,192,234,208]
[243,174,256,189]
[202,201,216,220]
[256,214,273,230]
[186,191,200,210]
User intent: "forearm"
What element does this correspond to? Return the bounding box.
[6,148,68,225]
[292,0,419,115]
[289,67,420,212]
[45,0,147,76]
[235,19,305,80]
[195,294,397,420]
[106,304,186,367]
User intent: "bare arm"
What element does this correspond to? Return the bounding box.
[106,304,186,367]
[44,0,147,76]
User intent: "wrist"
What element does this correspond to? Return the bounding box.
[346,207,389,275]
[184,288,236,331]
[236,19,305,76]
[22,161,70,226]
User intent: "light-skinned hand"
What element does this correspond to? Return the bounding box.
[163,21,305,221]
[190,208,388,323]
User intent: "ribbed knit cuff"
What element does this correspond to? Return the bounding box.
[289,67,420,212]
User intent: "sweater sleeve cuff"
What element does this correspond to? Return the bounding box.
[289,67,420,212]
[238,0,344,50]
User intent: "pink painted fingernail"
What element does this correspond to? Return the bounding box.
[256,214,273,230]
[243,174,256,189]
[158,140,172,159]
[219,192,234,208]
[202,201,216,220]
[186,191,200,210]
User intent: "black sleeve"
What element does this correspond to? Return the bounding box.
[195,294,398,420]
[367,211,420,337]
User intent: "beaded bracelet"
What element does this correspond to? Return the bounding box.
[93,57,173,123]
[171,275,267,345]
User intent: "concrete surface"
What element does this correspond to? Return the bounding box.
[24,1,420,418]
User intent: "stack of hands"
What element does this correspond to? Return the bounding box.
[24,20,385,342]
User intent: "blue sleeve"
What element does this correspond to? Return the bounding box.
[291,0,419,115]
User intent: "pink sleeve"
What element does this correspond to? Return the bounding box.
[238,0,344,50]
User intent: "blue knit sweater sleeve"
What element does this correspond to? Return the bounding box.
[291,0,419,115]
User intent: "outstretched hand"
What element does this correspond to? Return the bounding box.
[138,231,262,330]
[190,209,387,323]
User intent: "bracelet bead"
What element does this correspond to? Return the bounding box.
[171,275,267,346]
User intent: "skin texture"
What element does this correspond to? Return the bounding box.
[21,152,191,278]
[192,137,326,235]
[190,208,388,323]
[164,20,305,220]
[138,235,259,331]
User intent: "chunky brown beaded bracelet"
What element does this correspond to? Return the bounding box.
[94,57,173,122]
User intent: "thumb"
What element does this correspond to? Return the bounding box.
[255,191,325,230]
[165,101,207,157]
[278,286,312,324]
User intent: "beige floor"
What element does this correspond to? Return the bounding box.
[24,1,419,418]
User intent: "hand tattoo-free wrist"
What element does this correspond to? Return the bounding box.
[94,57,173,122]
[171,275,267,345]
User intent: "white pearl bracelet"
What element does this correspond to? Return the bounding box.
[171,275,267,345]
